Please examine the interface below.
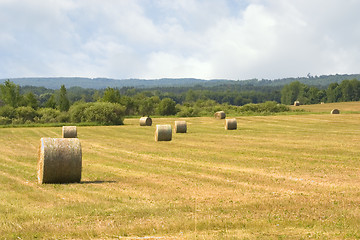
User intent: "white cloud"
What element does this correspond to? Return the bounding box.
[143,51,212,79]
[0,0,360,79]
[203,4,278,79]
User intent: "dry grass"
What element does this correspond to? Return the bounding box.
[289,101,360,113]
[0,103,360,239]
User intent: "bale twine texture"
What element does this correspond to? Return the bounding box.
[38,138,82,184]
[225,119,237,130]
[215,111,226,119]
[139,117,152,126]
[331,109,340,114]
[62,126,77,138]
[155,125,172,141]
[175,121,187,133]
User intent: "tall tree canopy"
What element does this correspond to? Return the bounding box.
[59,85,70,112]
[0,80,22,107]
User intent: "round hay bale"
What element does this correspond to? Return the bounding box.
[331,109,340,114]
[139,117,152,126]
[62,126,77,138]
[155,125,172,141]
[174,121,187,133]
[38,138,82,184]
[294,101,300,106]
[225,118,237,130]
[215,111,226,119]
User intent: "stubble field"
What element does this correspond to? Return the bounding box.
[0,102,360,239]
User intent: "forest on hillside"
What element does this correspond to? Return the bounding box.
[2,73,360,89]
[0,77,359,125]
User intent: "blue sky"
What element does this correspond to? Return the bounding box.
[1,0,360,80]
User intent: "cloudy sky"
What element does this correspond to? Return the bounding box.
[1,0,359,80]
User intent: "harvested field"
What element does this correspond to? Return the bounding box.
[0,111,360,239]
[289,101,360,113]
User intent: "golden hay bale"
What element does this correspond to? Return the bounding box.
[155,125,172,141]
[174,121,187,133]
[331,109,340,114]
[225,118,237,130]
[62,126,77,138]
[214,111,226,119]
[38,138,82,184]
[294,101,300,106]
[139,117,152,126]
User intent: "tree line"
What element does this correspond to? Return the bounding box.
[280,79,360,105]
[0,78,359,125]
[4,73,360,89]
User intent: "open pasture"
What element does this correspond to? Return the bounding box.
[290,101,360,113]
[0,112,359,239]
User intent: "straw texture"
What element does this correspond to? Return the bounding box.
[331,109,340,114]
[139,117,152,126]
[175,121,187,133]
[62,126,77,138]
[155,125,172,141]
[38,138,82,184]
[225,119,237,130]
[214,111,226,119]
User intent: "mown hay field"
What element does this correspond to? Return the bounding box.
[290,101,360,113]
[0,103,360,239]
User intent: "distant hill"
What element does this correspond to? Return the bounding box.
[1,74,360,89]
[0,77,212,89]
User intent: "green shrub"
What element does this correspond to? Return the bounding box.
[57,112,70,123]
[138,98,156,116]
[192,100,220,116]
[239,103,258,112]
[0,105,16,119]
[240,101,290,113]
[69,102,93,123]
[157,98,177,115]
[36,108,61,123]
[12,118,24,125]
[0,116,11,125]
[261,101,289,112]
[83,102,125,125]
[16,106,37,122]
[176,106,200,117]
